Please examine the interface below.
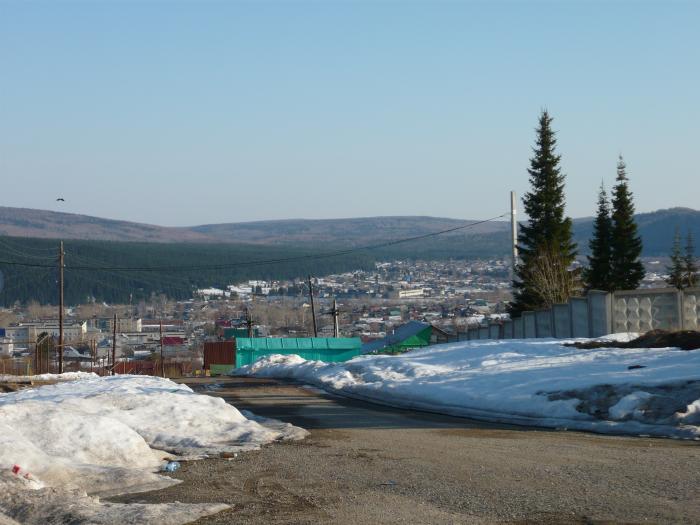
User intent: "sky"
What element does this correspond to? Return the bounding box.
[1,0,698,227]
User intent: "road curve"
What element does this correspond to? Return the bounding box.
[111,376,700,524]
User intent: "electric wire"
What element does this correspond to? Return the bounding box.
[0,238,57,261]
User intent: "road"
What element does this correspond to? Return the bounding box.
[111,376,700,524]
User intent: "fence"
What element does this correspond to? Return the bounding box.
[460,287,700,342]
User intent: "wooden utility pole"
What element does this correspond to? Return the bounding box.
[332,299,340,338]
[111,314,117,375]
[36,337,41,375]
[246,309,254,338]
[307,275,318,337]
[159,320,165,377]
[58,241,65,373]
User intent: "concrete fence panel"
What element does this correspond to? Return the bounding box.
[552,304,572,338]
[478,326,489,339]
[588,291,612,337]
[468,327,479,340]
[682,288,700,330]
[523,312,537,338]
[489,323,501,339]
[535,310,553,338]
[612,288,681,333]
[503,320,514,339]
[570,297,590,338]
[513,318,524,339]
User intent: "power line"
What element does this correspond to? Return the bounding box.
[0,213,508,272]
[0,238,57,261]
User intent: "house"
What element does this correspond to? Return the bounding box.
[361,321,452,354]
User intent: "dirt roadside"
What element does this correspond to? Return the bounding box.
[109,377,700,524]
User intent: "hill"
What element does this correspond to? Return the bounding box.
[0,206,698,254]
[573,207,700,255]
[1,207,698,305]
[0,207,507,245]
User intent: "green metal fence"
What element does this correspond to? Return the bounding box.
[235,337,363,367]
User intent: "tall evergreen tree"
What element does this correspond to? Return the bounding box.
[609,156,645,290]
[684,231,698,288]
[511,111,577,315]
[583,182,613,291]
[666,227,684,290]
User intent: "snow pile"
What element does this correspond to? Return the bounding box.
[235,337,700,439]
[0,375,306,524]
[0,371,98,383]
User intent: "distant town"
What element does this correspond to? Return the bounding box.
[0,255,676,377]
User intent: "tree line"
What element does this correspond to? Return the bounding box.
[510,110,697,316]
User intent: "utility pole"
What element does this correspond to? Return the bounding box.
[307,275,318,337]
[510,191,519,277]
[58,241,65,374]
[332,299,340,338]
[159,320,165,377]
[246,309,254,338]
[111,314,117,375]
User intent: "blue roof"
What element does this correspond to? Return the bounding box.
[361,321,430,353]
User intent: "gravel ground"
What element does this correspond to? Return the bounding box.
[109,377,700,524]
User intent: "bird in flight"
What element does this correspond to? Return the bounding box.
[56,198,65,202]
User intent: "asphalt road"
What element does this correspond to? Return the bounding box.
[111,376,700,524]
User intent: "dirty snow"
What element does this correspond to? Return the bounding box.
[0,374,306,524]
[234,337,700,439]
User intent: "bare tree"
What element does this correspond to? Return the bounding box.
[521,245,581,308]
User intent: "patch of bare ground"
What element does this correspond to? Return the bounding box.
[567,329,700,351]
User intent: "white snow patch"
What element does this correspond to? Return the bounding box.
[0,371,98,383]
[608,391,653,420]
[589,332,640,343]
[0,375,306,524]
[234,338,700,439]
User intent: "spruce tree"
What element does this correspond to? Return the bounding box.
[609,156,645,290]
[666,227,684,290]
[684,231,698,288]
[511,111,577,315]
[584,182,613,291]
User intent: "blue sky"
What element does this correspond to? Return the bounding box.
[1,1,698,226]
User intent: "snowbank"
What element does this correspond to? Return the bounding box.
[0,371,98,383]
[0,374,306,524]
[234,338,700,439]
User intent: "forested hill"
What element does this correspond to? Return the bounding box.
[0,232,508,305]
[573,207,700,255]
[0,207,698,304]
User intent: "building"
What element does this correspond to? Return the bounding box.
[361,321,451,354]
[397,288,425,299]
[107,317,143,333]
[8,321,87,343]
[0,328,12,357]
